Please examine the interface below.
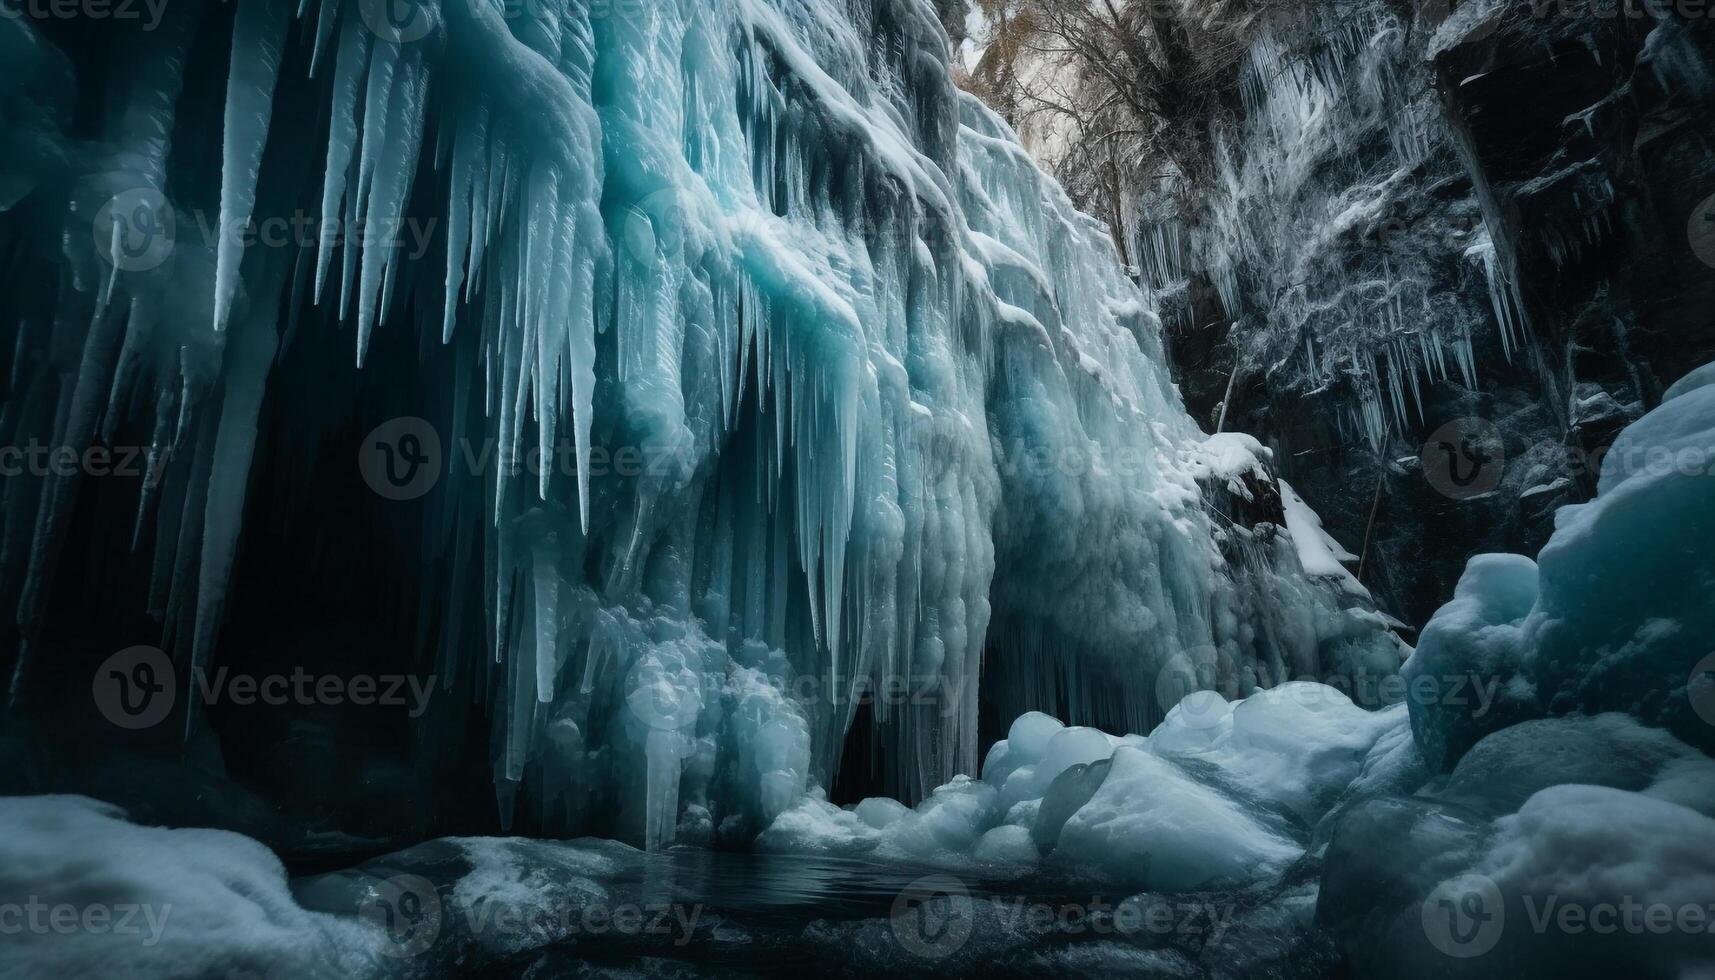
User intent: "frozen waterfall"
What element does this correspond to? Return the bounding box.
[0,0,1400,849]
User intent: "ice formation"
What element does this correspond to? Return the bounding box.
[761,360,1715,934]
[6,355,1711,965]
[1405,362,1715,767]
[1314,361,1715,974]
[1320,713,1715,979]
[761,684,1406,891]
[1133,7,1504,451]
[0,794,380,977]
[0,0,1399,848]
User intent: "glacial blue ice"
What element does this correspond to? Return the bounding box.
[760,683,1405,891]
[761,359,1715,928]
[0,0,1401,848]
[1406,362,1715,768]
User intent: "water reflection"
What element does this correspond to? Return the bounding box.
[627,849,1026,924]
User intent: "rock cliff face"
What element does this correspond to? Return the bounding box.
[1001,2,1715,627]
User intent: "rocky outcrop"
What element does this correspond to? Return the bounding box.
[1135,3,1715,627]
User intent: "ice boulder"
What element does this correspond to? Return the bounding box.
[1149,683,1403,824]
[972,824,1039,864]
[880,776,1000,860]
[1319,713,1715,977]
[1528,365,1715,754]
[1030,758,1115,854]
[1401,554,1544,771]
[1055,746,1303,890]
[757,776,1003,864]
[1434,713,1715,817]
[762,684,1418,886]
[981,710,1140,819]
[753,792,881,856]
[1405,360,1715,764]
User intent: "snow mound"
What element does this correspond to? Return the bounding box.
[1320,714,1715,978]
[763,681,1405,890]
[0,795,378,978]
[1404,361,1715,767]
[1054,746,1302,890]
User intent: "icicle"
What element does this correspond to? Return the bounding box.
[315,9,370,300]
[213,0,289,333]
[532,534,560,703]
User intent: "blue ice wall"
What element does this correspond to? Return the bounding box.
[0,0,1399,847]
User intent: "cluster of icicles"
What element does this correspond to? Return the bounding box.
[1125,6,1535,452]
[1,0,1396,847]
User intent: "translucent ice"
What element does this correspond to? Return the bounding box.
[0,0,1399,847]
